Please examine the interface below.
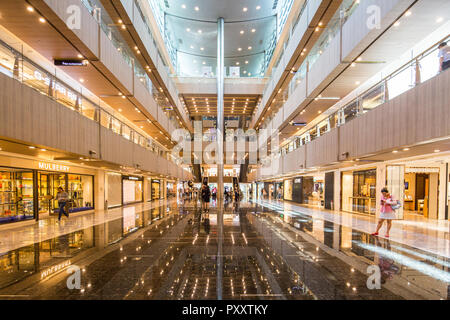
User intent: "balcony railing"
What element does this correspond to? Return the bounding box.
[0,37,187,165]
[278,34,450,157]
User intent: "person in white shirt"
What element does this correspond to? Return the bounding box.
[438,42,450,72]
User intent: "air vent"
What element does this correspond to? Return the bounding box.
[272,0,278,10]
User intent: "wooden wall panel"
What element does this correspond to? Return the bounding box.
[339,70,450,158]
[44,0,100,57]
[0,72,99,156]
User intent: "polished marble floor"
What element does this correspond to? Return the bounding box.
[0,198,448,300]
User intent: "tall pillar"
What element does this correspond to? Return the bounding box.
[217,17,225,201]
[216,17,225,301]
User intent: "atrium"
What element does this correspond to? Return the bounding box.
[0,0,449,308]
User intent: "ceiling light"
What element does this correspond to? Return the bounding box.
[195,6,199,11]
[200,47,204,51]
[392,150,398,153]
[355,81,360,85]
[27,6,34,12]
[121,25,126,30]
[403,148,410,151]
[41,149,47,152]
[181,4,186,9]
[243,7,248,12]
[248,46,252,50]
[186,28,191,32]
[245,60,249,64]
[236,62,240,65]
[256,6,261,10]
[394,21,400,27]
[436,17,443,23]
[434,149,441,153]
[240,30,244,34]
[122,95,126,99]
[118,108,122,112]
[79,78,84,83]
[238,48,242,51]
[251,29,256,33]
[77,54,83,59]
[39,17,46,23]
[118,19,122,24]
[198,30,202,33]
[29,146,36,149]
[404,11,411,17]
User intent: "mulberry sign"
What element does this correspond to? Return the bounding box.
[38,162,70,172]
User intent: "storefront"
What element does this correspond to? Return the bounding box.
[341,168,377,216]
[0,155,95,224]
[166,181,176,198]
[106,172,122,208]
[122,175,143,205]
[284,179,293,201]
[151,179,162,200]
[274,182,283,200]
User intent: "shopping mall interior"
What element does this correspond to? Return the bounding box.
[0,0,449,305]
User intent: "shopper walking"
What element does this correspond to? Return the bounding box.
[371,188,399,238]
[56,187,69,222]
[438,42,450,72]
[201,183,211,212]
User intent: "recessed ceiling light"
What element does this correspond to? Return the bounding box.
[434,149,441,153]
[77,54,83,59]
[240,30,244,34]
[39,17,46,23]
[195,6,199,11]
[248,46,252,50]
[118,19,123,24]
[198,29,202,33]
[41,149,47,152]
[436,17,443,23]
[394,21,400,27]
[403,148,410,151]
[256,6,261,10]
[404,11,411,17]
[186,28,191,32]
[355,81,360,85]
[392,150,398,153]
[238,48,242,51]
[121,25,126,30]
[29,146,36,149]
[243,7,248,12]
[79,78,84,83]
[181,4,186,9]
[27,6,34,12]
[200,47,204,51]
[118,108,122,112]
[251,29,256,33]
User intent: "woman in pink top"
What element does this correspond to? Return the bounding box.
[371,188,397,238]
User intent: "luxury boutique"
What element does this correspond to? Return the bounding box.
[0,156,95,224]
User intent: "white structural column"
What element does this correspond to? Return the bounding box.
[216,17,225,300]
[217,17,225,200]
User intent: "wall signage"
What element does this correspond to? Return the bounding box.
[38,162,70,172]
[54,59,88,66]
[405,167,440,173]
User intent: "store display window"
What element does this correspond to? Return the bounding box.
[152,180,161,200]
[0,168,34,224]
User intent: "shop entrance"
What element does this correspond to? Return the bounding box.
[38,172,94,214]
[404,170,439,219]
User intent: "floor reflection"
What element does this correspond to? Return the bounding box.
[0,200,448,300]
